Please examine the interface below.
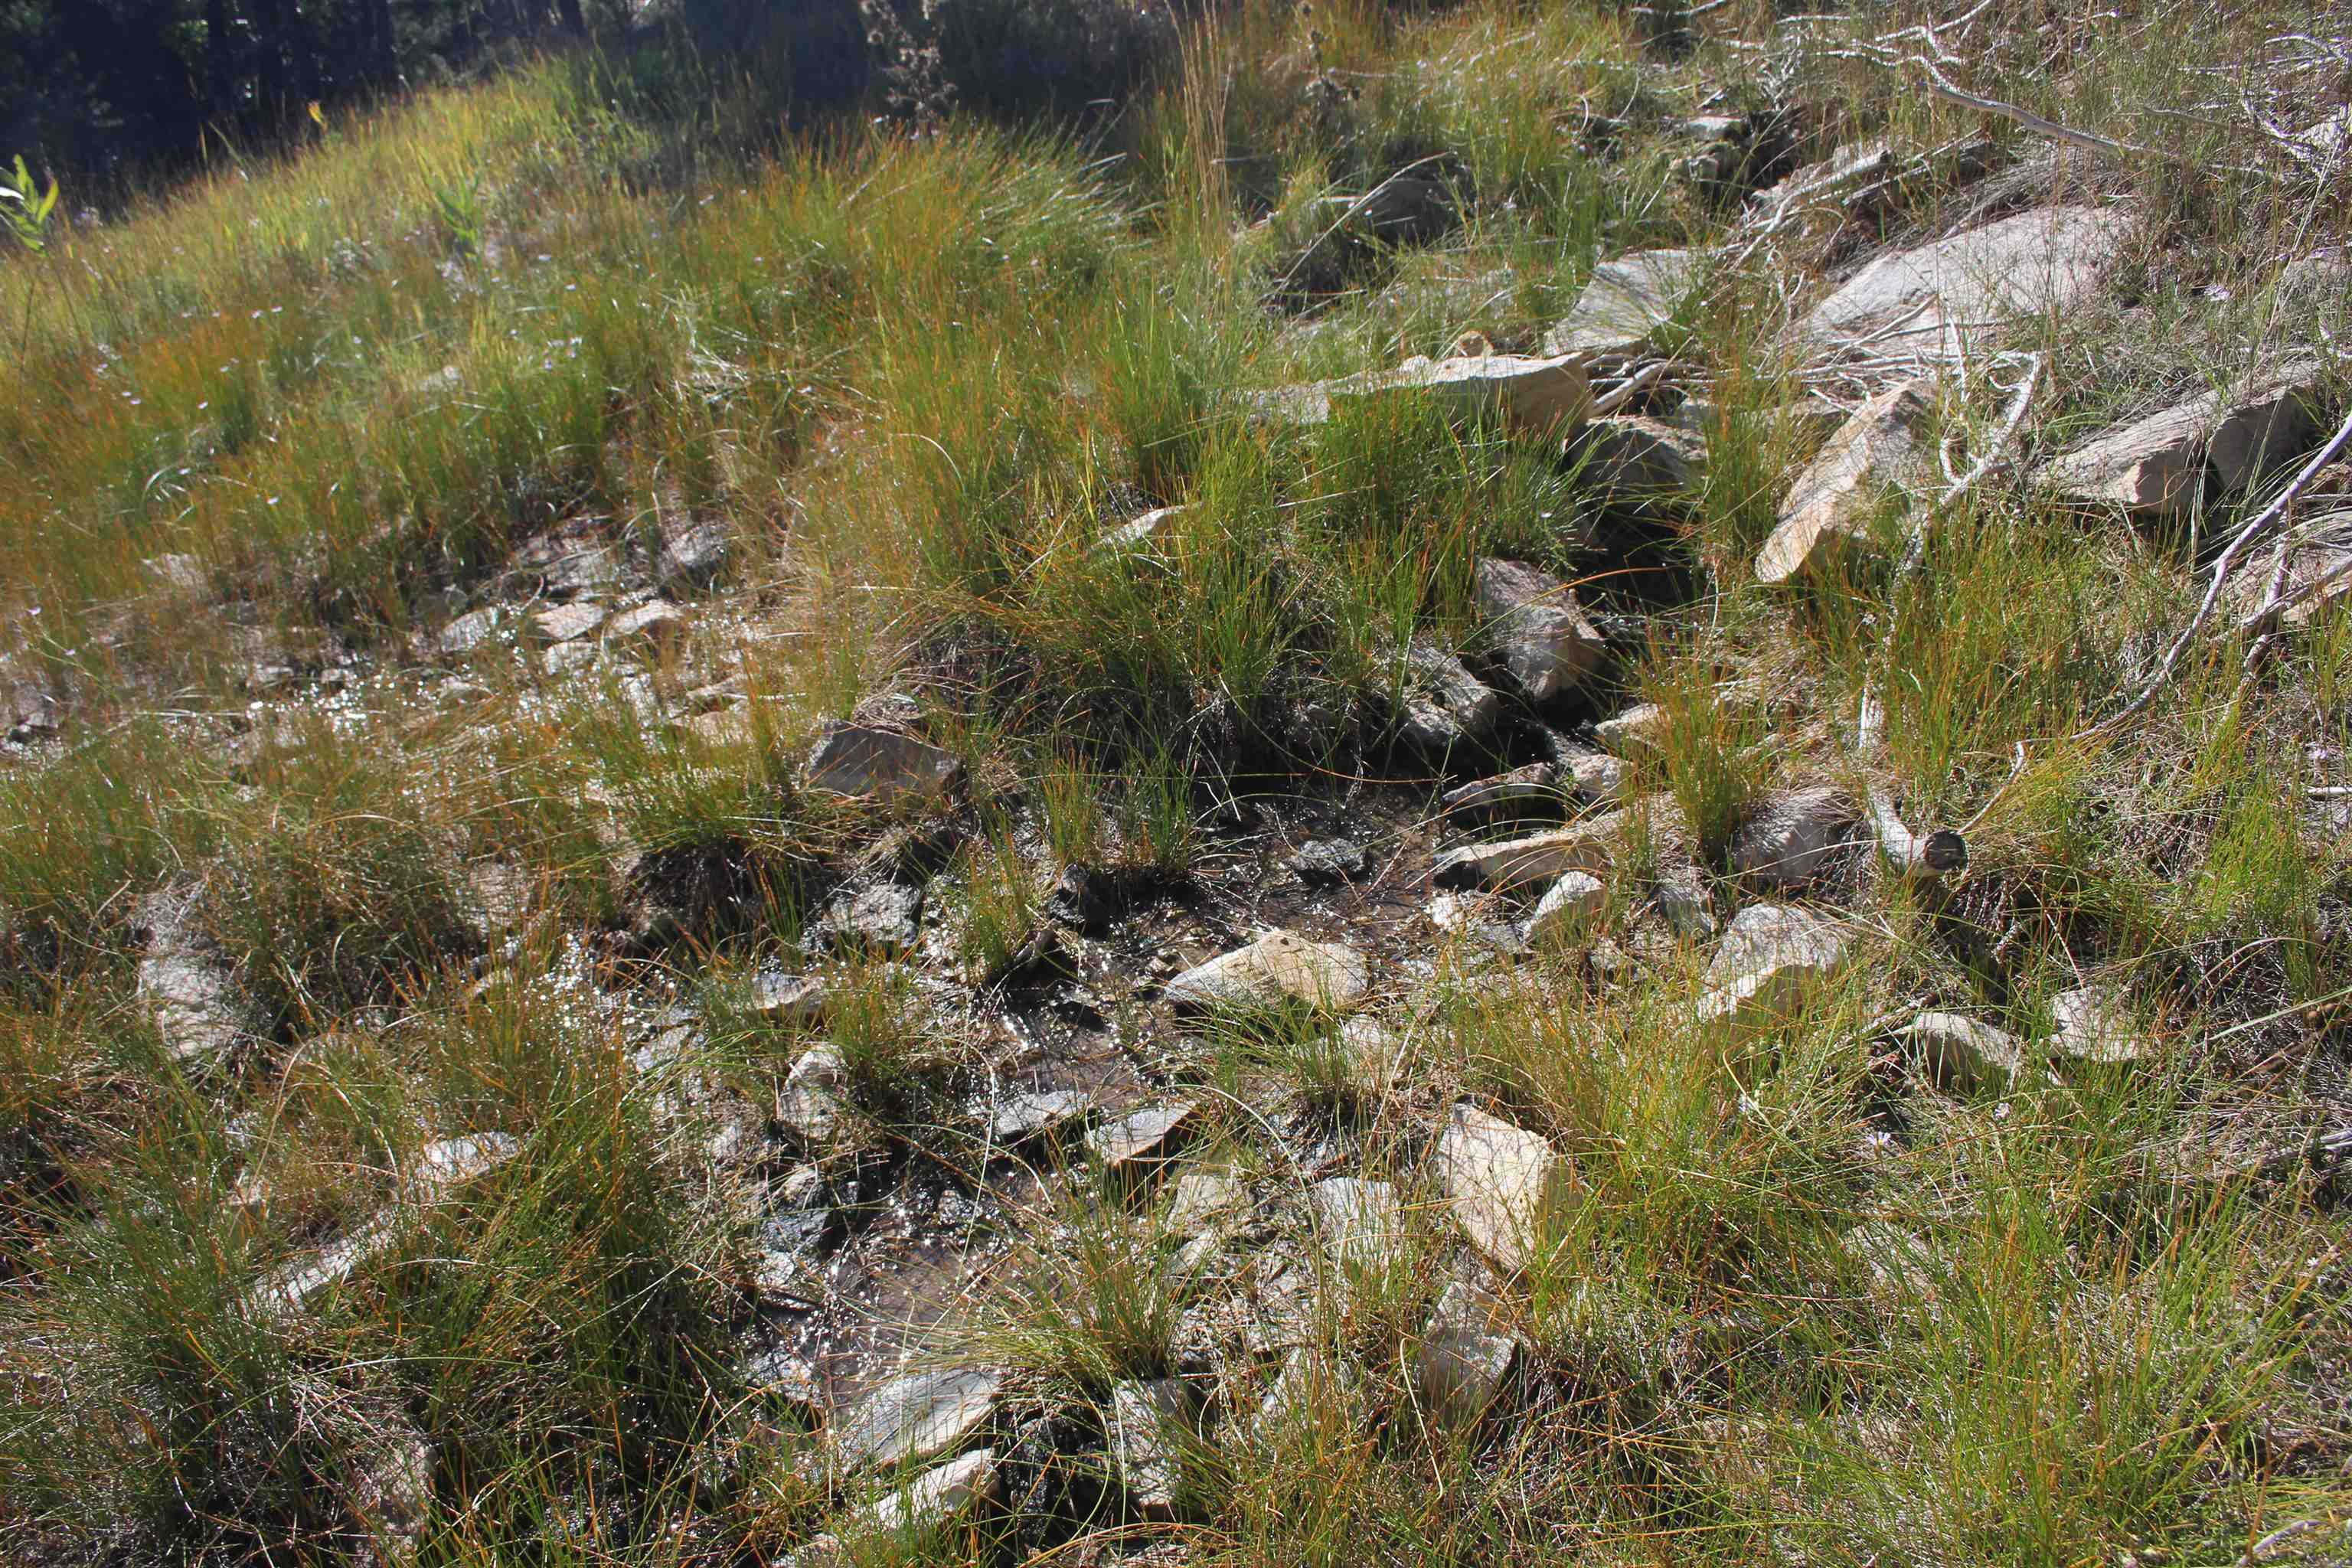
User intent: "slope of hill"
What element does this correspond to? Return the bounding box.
[4,2,2352,1563]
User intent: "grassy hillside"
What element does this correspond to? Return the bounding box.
[4,1,2352,1563]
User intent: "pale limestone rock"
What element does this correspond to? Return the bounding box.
[1102,505,1187,550]
[1255,352,1592,437]
[524,600,608,646]
[856,1447,1001,1536]
[1900,1011,2027,1092]
[1576,415,1708,511]
[750,970,827,1024]
[1593,701,1667,753]
[987,1086,1096,1144]
[1543,250,1700,360]
[606,599,688,648]
[1524,870,1607,944]
[1473,558,1607,701]
[1166,930,1368,1013]
[1413,1278,1518,1427]
[2050,985,2148,1066]
[1756,380,1936,583]
[1309,1176,1407,1272]
[1695,903,1850,1027]
[1397,640,1501,750]
[1433,1103,1566,1273]
[835,1367,1002,1472]
[1441,762,1563,823]
[1109,1380,1189,1520]
[779,1045,850,1142]
[1432,813,1620,893]
[1797,205,2131,355]
[1166,1170,1246,1233]
[2040,358,2329,517]
[803,724,961,805]
[1087,1102,1200,1175]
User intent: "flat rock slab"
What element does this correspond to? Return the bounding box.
[1087,1102,1200,1175]
[607,599,688,648]
[1433,1103,1567,1274]
[1757,380,1936,583]
[1474,558,1607,701]
[1397,640,1501,751]
[1109,1380,1190,1520]
[1166,930,1369,1013]
[2040,358,2330,517]
[1728,786,1858,888]
[1576,415,1708,514]
[1696,903,1851,1027]
[525,601,609,646]
[1261,351,1592,438]
[1309,1176,1407,1272]
[1166,1170,1246,1233]
[1592,702,1667,753]
[135,891,260,1067]
[1900,1011,2027,1093]
[1442,762,1564,823]
[1797,204,2131,356]
[856,1447,1001,1537]
[835,1366,1003,1473]
[1543,250,1700,360]
[804,724,961,806]
[750,970,828,1024]
[1433,814,1621,893]
[987,1086,1098,1145]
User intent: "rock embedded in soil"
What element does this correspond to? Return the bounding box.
[803,723,962,806]
[1433,1102,1568,1274]
[1166,1169,1246,1233]
[524,600,609,647]
[1255,351,1592,439]
[779,1044,851,1142]
[1396,640,1502,752]
[814,883,924,956]
[1695,903,1851,1027]
[1473,557,1608,701]
[835,1365,1004,1473]
[654,516,730,592]
[133,891,260,1067]
[1165,930,1370,1014]
[1442,762,1563,824]
[1796,204,2132,358]
[1109,1379,1190,1520]
[344,1415,434,1568]
[435,606,501,656]
[1542,249,1700,360]
[1524,870,1607,944]
[1101,504,1187,552]
[854,1446,1001,1536]
[1087,1102,1200,1177]
[2050,985,2147,1066]
[1289,838,1370,887]
[1433,813,1620,893]
[1574,415,1709,513]
[2039,357,2330,518]
[1728,786,1859,889]
[987,1086,1097,1145]
[1900,1011,2028,1093]
[606,598,688,649]
[750,969,828,1024]
[1756,379,1937,583]
[1592,701,1667,753]
[1413,1278,1520,1428]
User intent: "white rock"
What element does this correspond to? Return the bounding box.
[1756,380,1936,583]
[1524,871,1607,944]
[1695,904,1850,1027]
[750,970,827,1024]
[1413,1278,1518,1427]
[835,1366,1003,1472]
[2040,358,2328,517]
[1102,505,1187,550]
[1087,1102,1200,1175]
[2050,985,2147,1066]
[857,1446,1000,1536]
[1433,1103,1567,1273]
[1308,1177,1407,1272]
[1797,205,2131,357]
[1295,351,1595,437]
[1473,558,1608,701]
[987,1086,1096,1144]
[1109,1380,1189,1520]
[1543,250,1700,360]
[1397,641,1501,750]
[1165,930,1369,1013]
[606,599,688,648]
[1433,815,1619,893]
[524,601,608,646]
[413,1132,520,1189]
[1165,1170,1246,1233]
[1592,701,1667,753]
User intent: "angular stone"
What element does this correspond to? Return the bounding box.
[1474,558,1608,701]
[436,607,501,656]
[1165,930,1369,1013]
[1696,904,1851,1027]
[835,1366,1003,1473]
[1433,814,1620,893]
[1109,1379,1189,1520]
[606,599,688,648]
[655,516,730,591]
[1576,415,1708,512]
[1102,505,1187,551]
[524,601,608,647]
[1165,1170,1246,1233]
[1728,786,1857,888]
[814,883,924,956]
[1442,763,1563,824]
[1655,870,1718,940]
[2050,985,2147,1066]
[1542,250,1700,360]
[2040,358,2329,518]
[1433,1103,1567,1273]
[804,724,961,806]
[1087,1102,1200,1175]
[134,893,259,1067]
[987,1086,1096,1145]
[1257,353,1592,438]
[1413,1278,1518,1427]
[857,1447,1001,1537]
[2249,515,2352,628]
[750,969,827,1024]
[1289,838,1369,887]
[413,1132,519,1189]
[1524,870,1607,944]
[1562,748,1628,805]
[1592,701,1666,753]
[1339,1016,1408,1093]
[1308,1177,1406,1272]
[1757,380,1937,583]
[1396,641,1501,751]
[1900,1011,2027,1093]
[1797,205,2132,355]
[779,1045,850,1142]
[252,1211,397,1314]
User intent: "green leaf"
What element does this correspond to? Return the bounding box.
[34,178,57,222]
